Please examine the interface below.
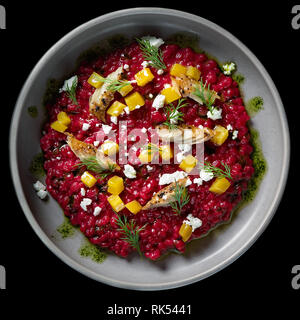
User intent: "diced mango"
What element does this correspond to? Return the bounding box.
[134,68,155,87]
[211,125,229,146]
[138,144,157,164]
[125,92,145,111]
[118,83,133,97]
[100,140,119,156]
[159,145,173,161]
[107,194,125,212]
[179,154,197,173]
[107,176,124,195]
[107,101,126,117]
[125,200,142,215]
[170,63,187,77]
[50,120,68,133]
[186,66,201,81]
[161,86,181,104]
[179,223,193,242]
[57,111,71,126]
[81,171,97,188]
[87,72,104,89]
[209,177,231,194]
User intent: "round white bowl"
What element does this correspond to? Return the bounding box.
[9,8,290,290]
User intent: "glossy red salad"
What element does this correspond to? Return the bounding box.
[39,36,254,260]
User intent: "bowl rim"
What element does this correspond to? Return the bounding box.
[9,7,290,291]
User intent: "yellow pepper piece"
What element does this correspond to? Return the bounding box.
[50,120,68,133]
[118,83,133,97]
[87,72,104,89]
[81,171,97,188]
[134,68,155,87]
[57,111,71,126]
[161,86,181,104]
[125,92,145,111]
[209,177,231,194]
[159,145,173,161]
[186,66,201,81]
[170,63,187,77]
[107,195,125,212]
[107,176,124,195]
[100,140,119,156]
[211,125,229,146]
[125,200,142,215]
[179,223,193,242]
[107,101,126,117]
[179,154,197,173]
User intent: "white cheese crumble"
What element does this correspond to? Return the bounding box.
[159,171,188,185]
[146,165,153,171]
[183,214,202,232]
[176,152,185,163]
[178,144,192,153]
[141,127,147,133]
[123,64,129,70]
[93,141,100,147]
[149,93,154,99]
[59,75,78,93]
[226,124,233,131]
[80,188,86,196]
[80,198,92,211]
[232,130,238,140]
[207,107,222,120]
[124,106,130,114]
[141,36,165,48]
[124,164,136,179]
[110,116,118,124]
[152,94,165,110]
[141,61,149,68]
[135,105,141,110]
[157,69,164,75]
[102,124,112,135]
[33,180,46,192]
[37,189,48,200]
[93,206,102,216]
[82,123,90,131]
[193,178,203,186]
[164,83,171,89]
[222,62,236,75]
[199,168,214,182]
[185,178,192,187]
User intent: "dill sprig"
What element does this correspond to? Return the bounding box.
[136,38,166,70]
[74,156,116,178]
[99,77,131,92]
[163,98,188,130]
[115,213,146,257]
[65,76,78,105]
[193,78,216,113]
[170,181,190,215]
[202,161,232,180]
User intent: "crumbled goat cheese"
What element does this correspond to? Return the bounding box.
[152,94,165,110]
[227,124,233,131]
[80,188,86,196]
[124,164,136,179]
[183,214,202,232]
[222,62,236,75]
[176,152,185,163]
[141,127,147,133]
[146,165,153,171]
[124,106,130,114]
[193,178,203,186]
[80,198,92,211]
[93,141,100,147]
[164,83,171,89]
[82,123,90,131]
[123,64,129,70]
[93,207,102,216]
[110,116,118,124]
[200,168,214,181]
[198,125,204,129]
[207,107,222,120]
[232,130,238,140]
[33,180,46,192]
[135,105,141,110]
[141,36,165,48]
[185,178,192,187]
[141,61,149,68]
[149,93,154,99]
[157,69,164,75]
[178,144,192,153]
[37,189,48,200]
[59,75,77,93]
[159,171,188,185]
[102,124,112,135]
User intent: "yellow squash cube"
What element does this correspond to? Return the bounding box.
[81,171,97,188]
[57,111,71,126]
[100,140,119,156]
[209,177,231,194]
[159,145,173,161]
[125,200,142,215]
[170,63,187,77]
[107,101,126,117]
[211,125,229,146]
[118,84,133,97]
[186,66,201,81]
[125,92,145,111]
[179,154,197,173]
[51,120,68,133]
[107,194,125,212]
[107,176,124,195]
[179,223,193,242]
[87,72,104,89]
[161,86,181,104]
[134,68,155,87]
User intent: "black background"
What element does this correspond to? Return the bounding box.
[0,0,298,314]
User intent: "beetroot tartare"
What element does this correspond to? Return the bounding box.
[37,36,255,261]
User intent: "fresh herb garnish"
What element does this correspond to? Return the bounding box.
[170,181,190,215]
[163,98,188,130]
[99,77,131,92]
[75,156,116,178]
[202,161,232,180]
[193,78,216,113]
[136,38,166,70]
[115,213,146,257]
[65,76,78,105]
